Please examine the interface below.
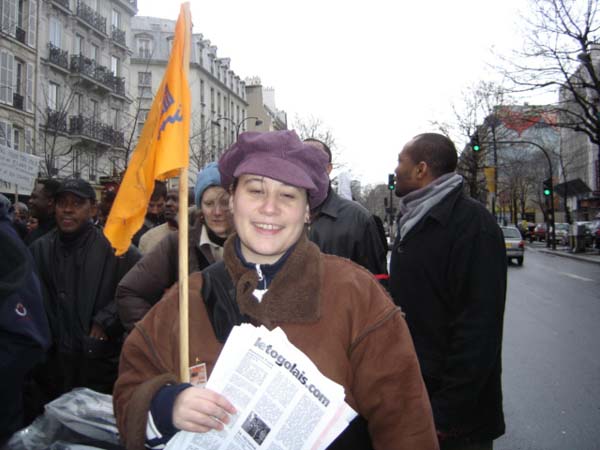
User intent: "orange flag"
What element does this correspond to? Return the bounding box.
[104,3,191,255]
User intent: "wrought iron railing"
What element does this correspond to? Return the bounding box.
[52,0,70,10]
[69,114,124,147]
[48,43,69,70]
[76,0,106,34]
[15,26,26,44]
[46,110,68,133]
[12,93,24,110]
[111,25,126,46]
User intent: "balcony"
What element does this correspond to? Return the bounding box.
[48,43,69,71]
[12,93,24,110]
[51,0,71,12]
[70,54,112,90]
[69,114,124,147]
[75,0,106,36]
[15,26,26,44]
[111,25,126,47]
[112,0,137,15]
[45,110,68,133]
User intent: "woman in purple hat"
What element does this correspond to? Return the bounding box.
[114,131,438,450]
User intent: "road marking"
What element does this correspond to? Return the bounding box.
[558,272,594,282]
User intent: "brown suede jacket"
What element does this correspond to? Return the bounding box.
[113,234,438,450]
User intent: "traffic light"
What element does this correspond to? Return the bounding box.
[388,173,395,190]
[542,178,552,197]
[470,133,481,152]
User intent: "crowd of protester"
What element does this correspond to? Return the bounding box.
[0,130,507,450]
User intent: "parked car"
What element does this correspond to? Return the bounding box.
[501,226,525,266]
[590,220,600,249]
[550,223,570,245]
[532,223,547,242]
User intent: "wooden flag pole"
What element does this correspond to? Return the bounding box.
[178,2,192,383]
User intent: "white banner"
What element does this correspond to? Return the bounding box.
[0,144,41,193]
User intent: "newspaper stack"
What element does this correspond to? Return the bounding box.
[165,324,357,450]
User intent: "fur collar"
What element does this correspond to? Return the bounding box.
[223,233,322,327]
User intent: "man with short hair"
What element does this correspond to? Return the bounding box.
[139,189,179,253]
[390,133,507,450]
[132,181,167,246]
[28,178,140,417]
[304,138,388,282]
[25,179,60,245]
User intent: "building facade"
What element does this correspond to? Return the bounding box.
[473,105,561,224]
[0,0,38,194]
[130,16,248,174]
[558,44,600,220]
[35,0,137,183]
[245,77,287,133]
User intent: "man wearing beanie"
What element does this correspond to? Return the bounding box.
[26,178,140,419]
[139,189,180,254]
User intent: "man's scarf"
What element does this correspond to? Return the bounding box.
[397,173,463,241]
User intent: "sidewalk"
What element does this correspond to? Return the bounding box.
[528,241,600,266]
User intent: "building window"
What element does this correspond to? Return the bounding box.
[48,82,58,111]
[111,9,120,28]
[0,49,15,105]
[13,127,20,150]
[138,71,151,97]
[90,43,99,62]
[1,0,17,36]
[137,108,149,136]
[74,93,83,114]
[137,37,152,58]
[167,36,174,53]
[0,120,13,148]
[111,55,119,76]
[210,88,214,113]
[197,43,203,66]
[200,79,205,106]
[217,92,221,116]
[111,108,119,128]
[74,34,84,56]
[90,98,98,120]
[49,16,61,48]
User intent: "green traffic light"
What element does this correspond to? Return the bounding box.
[543,188,551,196]
[473,144,481,152]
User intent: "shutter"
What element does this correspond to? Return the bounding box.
[0,121,6,146]
[6,122,13,148]
[26,62,33,112]
[28,0,36,47]
[2,0,17,35]
[0,50,6,104]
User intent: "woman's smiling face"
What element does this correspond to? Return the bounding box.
[231,174,309,265]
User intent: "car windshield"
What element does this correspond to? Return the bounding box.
[555,223,569,231]
[502,228,521,239]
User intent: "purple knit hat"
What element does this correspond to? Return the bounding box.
[218,130,330,209]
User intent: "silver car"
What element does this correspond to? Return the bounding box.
[501,226,525,266]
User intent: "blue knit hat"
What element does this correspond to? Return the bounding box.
[194,162,222,207]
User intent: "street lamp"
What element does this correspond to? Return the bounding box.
[497,140,557,250]
[212,116,263,138]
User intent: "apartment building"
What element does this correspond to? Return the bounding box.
[130,16,248,173]
[36,0,137,182]
[0,0,37,193]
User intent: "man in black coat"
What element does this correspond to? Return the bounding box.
[304,138,388,283]
[389,133,507,450]
[27,178,140,419]
[25,178,60,245]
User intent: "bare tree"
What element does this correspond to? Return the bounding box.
[500,0,600,164]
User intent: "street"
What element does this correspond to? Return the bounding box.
[495,246,600,450]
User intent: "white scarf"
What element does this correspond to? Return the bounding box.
[397,173,463,241]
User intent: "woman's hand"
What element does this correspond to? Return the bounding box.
[173,387,237,433]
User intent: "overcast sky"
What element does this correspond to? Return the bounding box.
[137,0,531,186]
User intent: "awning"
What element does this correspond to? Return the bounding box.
[554,178,591,197]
